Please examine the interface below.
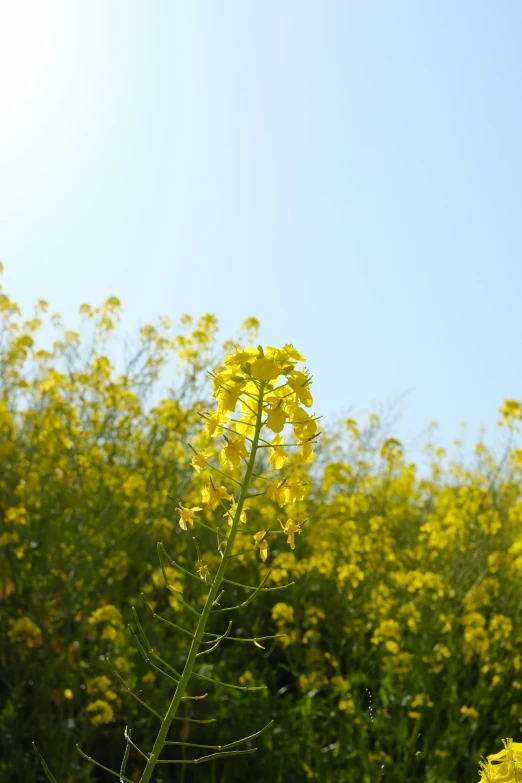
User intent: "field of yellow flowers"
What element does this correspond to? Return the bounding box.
[1,269,522,783]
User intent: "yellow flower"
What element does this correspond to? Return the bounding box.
[191,449,214,472]
[235,414,257,436]
[196,562,210,581]
[220,437,249,469]
[224,500,247,527]
[223,346,260,366]
[280,344,305,362]
[217,387,242,414]
[267,478,290,507]
[254,531,269,562]
[300,442,315,463]
[250,357,281,381]
[287,370,313,407]
[460,705,480,720]
[86,675,117,701]
[479,739,522,782]
[267,474,306,506]
[88,605,123,627]
[201,484,232,510]
[86,700,114,726]
[266,405,287,433]
[63,688,74,700]
[269,435,289,470]
[176,504,203,530]
[272,602,294,624]
[282,473,307,505]
[289,405,317,441]
[280,518,302,550]
[8,617,42,648]
[204,411,228,437]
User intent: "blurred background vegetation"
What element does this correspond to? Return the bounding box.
[1,273,522,783]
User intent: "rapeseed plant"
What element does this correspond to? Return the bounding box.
[34,343,319,781]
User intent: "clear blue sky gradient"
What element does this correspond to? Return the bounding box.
[1,1,521,460]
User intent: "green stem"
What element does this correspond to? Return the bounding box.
[138,385,265,782]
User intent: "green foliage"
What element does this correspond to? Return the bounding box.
[1,273,522,781]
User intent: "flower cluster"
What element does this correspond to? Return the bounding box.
[479,739,522,782]
[183,344,318,561]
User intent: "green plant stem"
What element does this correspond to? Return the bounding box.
[138,385,265,783]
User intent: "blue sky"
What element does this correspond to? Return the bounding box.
[1,1,521,461]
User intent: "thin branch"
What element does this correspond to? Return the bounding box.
[158,544,202,618]
[131,606,154,650]
[124,727,149,762]
[127,626,179,684]
[159,543,209,587]
[212,570,271,613]
[212,589,225,606]
[141,594,195,639]
[131,609,182,679]
[192,671,266,692]
[200,633,286,647]
[156,749,257,764]
[196,621,232,656]
[164,719,274,750]
[120,729,131,782]
[228,545,258,558]
[250,470,271,483]
[32,744,59,783]
[223,575,295,593]
[76,746,134,783]
[108,658,162,720]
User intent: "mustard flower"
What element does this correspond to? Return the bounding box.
[300,442,315,463]
[176,504,203,531]
[460,705,480,720]
[265,404,287,433]
[220,436,249,469]
[287,371,313,407]
[269,435,289,470]
[8,617,42,648]
[196,562,210,581]
[479,739,522,782]
[86,700,114,727]
[254,531,269,562]
[280,518,302,550]
[289,405,317,441]
[204,411,227,437]
[201,483,232,510]
[250,357,281,381]
[224,500,247,527]
[267,478,290,508]
[281,473,307,505]
[191,449,214,472]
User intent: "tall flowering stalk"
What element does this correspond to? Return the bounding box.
[35,343,319,782]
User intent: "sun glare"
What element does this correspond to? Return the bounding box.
[0,1,58,138]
